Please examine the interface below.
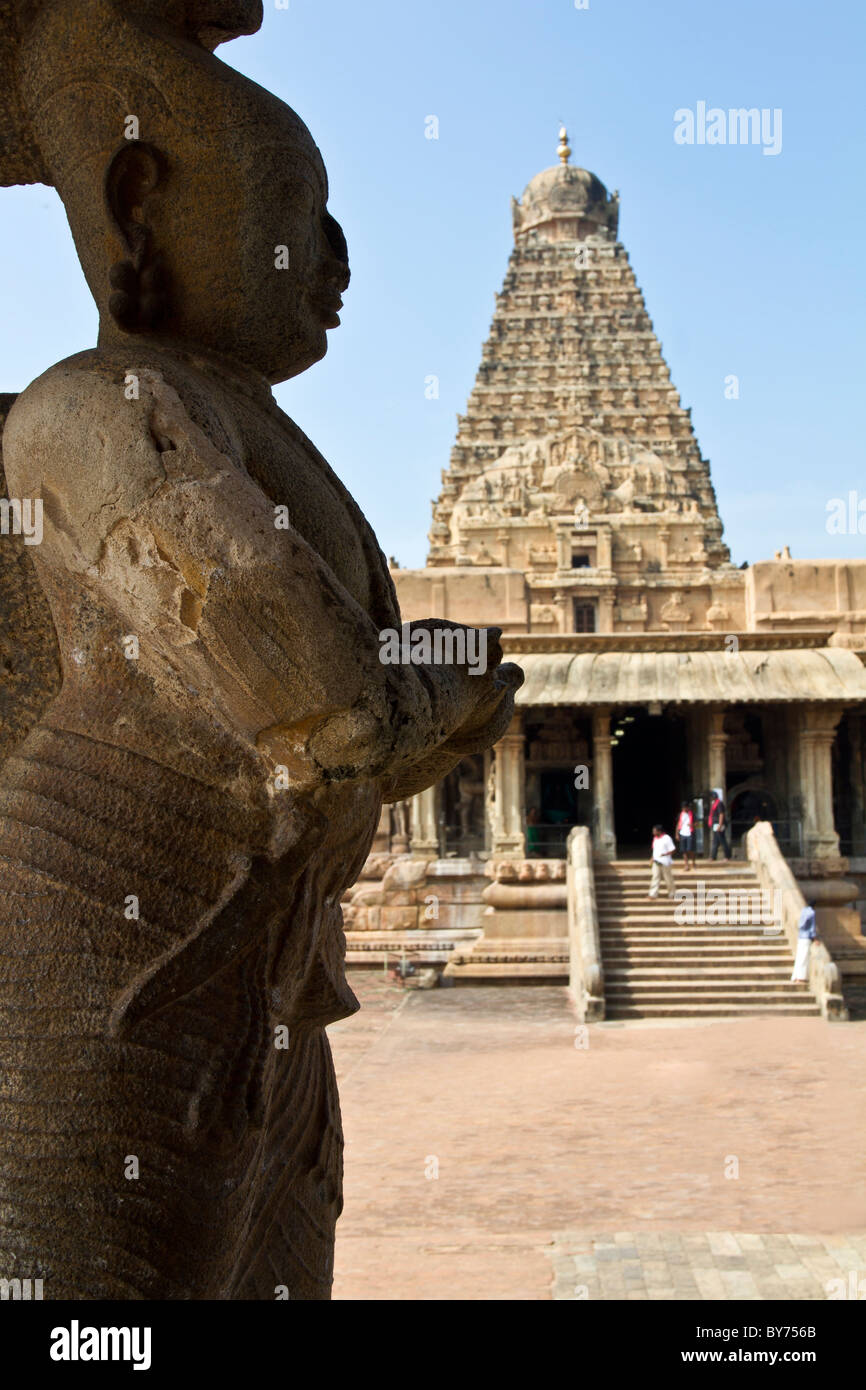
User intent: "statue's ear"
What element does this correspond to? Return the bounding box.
[104,142,170,331]
[104,141,164,261]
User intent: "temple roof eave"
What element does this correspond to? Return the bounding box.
[505,641,866,708]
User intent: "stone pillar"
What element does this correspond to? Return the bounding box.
[496,526,511,569]
[483,748,494,852]
[372,802,391,854]
[591,707,617,860]
[491,714,526,857]
[596,526,612,571]
[798,705,843,859]
[410,783,439,859]
[707,706,728,800]
[556,528,570,570]
[849,715,866,853]
[687,709,708,797]
[658,527,670,569]
[554,588,569,634]
[598,592,615,633]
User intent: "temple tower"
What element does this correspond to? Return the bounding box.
[355,132,866,1004]
[427,130,735,637]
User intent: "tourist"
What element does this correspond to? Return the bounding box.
[791,900,818,985]
[676,800,696,871]
[526,806,541,857]
[708,788,732,861]
[648,824,676,898]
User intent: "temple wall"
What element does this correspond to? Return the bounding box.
[394,567,528,629]
[746,560,866,634]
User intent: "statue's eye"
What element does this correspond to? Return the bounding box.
[323,211,348,266]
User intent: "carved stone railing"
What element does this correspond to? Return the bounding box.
[745,821,848,1022]
[566,826,604,1021]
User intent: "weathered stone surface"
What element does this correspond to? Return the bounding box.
[382,858,429,891]
[0,0,520,1299]
[0,394,61,762]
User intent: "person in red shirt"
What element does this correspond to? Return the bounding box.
[708,788,732,861]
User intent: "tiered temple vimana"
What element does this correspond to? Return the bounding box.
[345,129,866,998]
[0,0,864,1308]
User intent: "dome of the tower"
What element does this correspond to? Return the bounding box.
[522,162,607,214]
[512,130,619,244]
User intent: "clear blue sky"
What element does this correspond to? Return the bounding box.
[2,0,864,568]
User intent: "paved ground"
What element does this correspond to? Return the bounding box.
[328,973,866,1300]
[549,1231,866,1301]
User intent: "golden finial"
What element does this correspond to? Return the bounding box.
[557,125,571,165]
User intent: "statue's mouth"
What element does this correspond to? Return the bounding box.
[313,288,344,327]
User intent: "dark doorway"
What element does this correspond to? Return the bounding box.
[833,713,866,856]
[612,709,689,856]
[573,601,596,632]
[729,787,777,847]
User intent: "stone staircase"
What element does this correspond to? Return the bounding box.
[596,861,821,1019]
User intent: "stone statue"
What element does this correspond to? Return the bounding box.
[0,0,521,1300]
[390,798,411,854]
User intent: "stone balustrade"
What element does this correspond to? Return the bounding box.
[567,826,605,1021]
[746,821,847,1021]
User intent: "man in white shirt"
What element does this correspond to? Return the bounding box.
[648,823,676,898]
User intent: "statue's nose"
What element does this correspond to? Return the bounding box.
[323,211,349,278]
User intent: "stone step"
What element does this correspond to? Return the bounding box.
[602,952,792,963]
[598,860,750,868]
[595,872,752,881]
[594,861,818,1018]
[445,960,569,985]
[595,877,758,885]
[606,973,795,984]
[606,978,811,1000]
[598,918,779,928]
[597,888,758,897]
[594,928,783,939]
[597,894,766,901]
[598,919,781,930]
[598,896,769,904]
[596,896,761,905]
[606,1001,821,1018]
[595,873,757,881]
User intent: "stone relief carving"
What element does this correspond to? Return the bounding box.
[660,594,694,626]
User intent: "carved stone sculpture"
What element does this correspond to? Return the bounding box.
[0,0,521,1299]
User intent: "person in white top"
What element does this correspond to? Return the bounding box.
[676,800,695,872]
[648,824,676,899]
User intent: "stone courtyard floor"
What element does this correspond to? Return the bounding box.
[328,972,866,1301]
